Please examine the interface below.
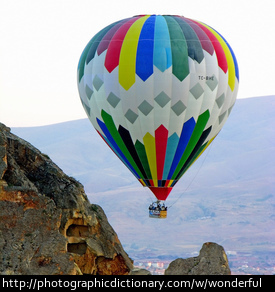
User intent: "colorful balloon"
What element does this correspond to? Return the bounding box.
[77,15,239,201]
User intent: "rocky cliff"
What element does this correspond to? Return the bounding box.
[0,123,133,275]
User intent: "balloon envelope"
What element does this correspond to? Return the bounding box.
[77,15,239,201]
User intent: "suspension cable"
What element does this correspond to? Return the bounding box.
[167,141,214,209]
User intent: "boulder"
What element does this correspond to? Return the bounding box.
[129,268,152,275]
[165,242,231,275]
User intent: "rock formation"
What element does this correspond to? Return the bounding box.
[129,268,152,275]
[0,123,133,275]
[165,242,231,275]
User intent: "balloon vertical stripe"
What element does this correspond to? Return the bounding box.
[167,118,196,180]
[143,132,158,186]
[190,20,228,74]
[136,15,156,81]
[119,15,149,90]
[135,140,152,179]
[104,17,140,73]
[101,110,143,179]
[153,15,172,72]
[175,126,212,181]
[96,19,130,56]
[171,110,210,180]
[96,118,140,179]
[164,15,189,81]
[184,18,215,56]
[118,126,147,179]
[85,22,118,68]
[202,23,236,91]
[162,133,180,180]
[173,16,204,63]
[155,125,169,181]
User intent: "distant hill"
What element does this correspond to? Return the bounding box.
[12,96,275,272]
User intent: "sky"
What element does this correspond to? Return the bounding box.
[1,0,274,127]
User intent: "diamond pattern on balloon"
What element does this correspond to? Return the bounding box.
[206,75,218,91]
[93,75,103,91]
[81,100,91,116]
[171,100,187,116]
[218,111,226,124]
[228,104,234,116]
[107,92,121,108]
[125,109,138,124]
[154,91,171,108]
[85,85,93,100]
[190,83,204,99]
[216,93,225,109]
[138,100,153,116]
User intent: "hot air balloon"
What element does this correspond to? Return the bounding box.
[77,15,239,218]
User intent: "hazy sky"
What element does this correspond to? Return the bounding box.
[1,0,274,127]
